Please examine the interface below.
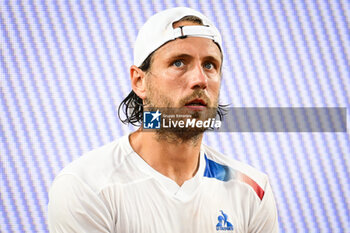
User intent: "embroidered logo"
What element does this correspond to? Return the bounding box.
[216,210,234,231]
[143,110,161,129]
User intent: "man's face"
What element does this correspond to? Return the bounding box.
[144,24,222,114]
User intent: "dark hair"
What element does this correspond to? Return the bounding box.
[174,15,203,25]
[118,16,228,126]
[118,52,153,126]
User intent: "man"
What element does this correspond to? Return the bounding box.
[48,7,279,232]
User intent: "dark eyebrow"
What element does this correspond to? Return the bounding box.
[166,53,193,61]
[166,54,221,64]
[203,55,221,63]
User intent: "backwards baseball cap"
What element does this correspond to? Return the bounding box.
[134,7,223,67]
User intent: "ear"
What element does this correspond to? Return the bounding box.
[130,65,147,100]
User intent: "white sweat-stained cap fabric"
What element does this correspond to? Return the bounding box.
[133,7,222,67]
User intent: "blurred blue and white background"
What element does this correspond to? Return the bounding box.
[1,0,349,232]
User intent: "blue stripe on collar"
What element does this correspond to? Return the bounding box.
[203,154,232,182]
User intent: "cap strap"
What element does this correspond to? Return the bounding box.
[173,25,219,42]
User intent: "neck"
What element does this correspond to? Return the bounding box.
[129,129,203,186]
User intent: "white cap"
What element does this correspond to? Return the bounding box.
[134,7,222,67]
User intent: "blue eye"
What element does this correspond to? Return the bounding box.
[204,62,214,69]
[173,60,184,67]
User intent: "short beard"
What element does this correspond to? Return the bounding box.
[144,84,218,145]
[155,128,203,145]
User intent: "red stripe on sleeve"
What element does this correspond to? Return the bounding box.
[239,173,265,200]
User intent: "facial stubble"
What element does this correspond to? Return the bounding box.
[143,74,219,145]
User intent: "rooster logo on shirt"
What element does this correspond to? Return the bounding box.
[216,210,234,231]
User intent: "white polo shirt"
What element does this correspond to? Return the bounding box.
[48,135,278,232]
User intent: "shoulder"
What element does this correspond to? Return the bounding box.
[53,135,134,193]
[48,138,128,232]
[202,144,268,201]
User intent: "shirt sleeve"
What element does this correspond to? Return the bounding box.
[248,179,279,233]
[48,174,113,233]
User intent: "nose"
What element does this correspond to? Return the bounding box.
[189,63,208,90]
